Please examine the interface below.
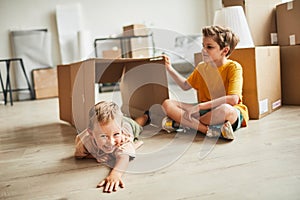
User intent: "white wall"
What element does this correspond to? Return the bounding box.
[0,0,210,66]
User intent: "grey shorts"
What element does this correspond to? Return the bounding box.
[122,116,143,138]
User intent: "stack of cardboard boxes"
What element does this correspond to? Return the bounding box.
[101,24,151,59]
[218,0,283,119]
[222,0,281,46]
[122,24,151,58]
[217,0,300,119]
[276,0,300,105]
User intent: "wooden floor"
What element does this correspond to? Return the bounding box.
[1,92,300,199]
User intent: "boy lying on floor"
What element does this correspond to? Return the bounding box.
[74,101,149,193]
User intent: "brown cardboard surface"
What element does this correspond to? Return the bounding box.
[123,24,148,36]
[122,24,151,58]
[223,0,281,46]
[127,37,150,58]
[222,0,245,11]
[57,57,169,131]
[34,88,57,99]
[120,60,169,118]
[229,46,281,119]
[276,1,300,46]
[102,49,122,59]
[280,45,300,105]
[57,61,82,126]
[32,67,58,99]
[72,59,95,132]
[194,52,203,66]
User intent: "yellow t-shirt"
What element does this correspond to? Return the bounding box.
[187,60,249,127]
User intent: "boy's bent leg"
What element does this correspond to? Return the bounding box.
[134,112,150,127]
[162,99,208,133]
[200,104,238,126]
[204,104,238,140]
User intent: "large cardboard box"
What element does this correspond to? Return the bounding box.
[276,1,300,46]
[57,56,169,132]
[229,46,281,119]
[280,45,300,105]
[223,0,282,46]
[195,47,281,119]
[32,67,58,99]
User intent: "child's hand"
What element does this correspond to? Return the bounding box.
[96,173,124,193]
[163,55,172,71]
[184,105,199,121]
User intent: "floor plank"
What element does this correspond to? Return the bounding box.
[0,96,300,200]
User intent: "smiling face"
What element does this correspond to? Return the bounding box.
[202,36,229,67]
[91,120,123,154]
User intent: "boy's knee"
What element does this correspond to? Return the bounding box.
[219,103,232,110]
[162,99,170,107]
[221,104,238,122]
[162,99,173,112]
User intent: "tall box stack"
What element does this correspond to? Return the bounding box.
[276,0,300,105]
[223,0,281,46]
[123,24,151,58]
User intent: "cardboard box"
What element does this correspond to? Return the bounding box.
[57,56,169,132]
[276,1,300,46]
[102,49,122,59]
[57,60,94,130]
[222,0,245,11]
[123,24,149,37]
[122,24,152,58]
[280,45,300,105]
[229,46,281,119]
[194,52,203,66]
[223,0,282,46]
[125,37,151,58]
[32,67,58,99]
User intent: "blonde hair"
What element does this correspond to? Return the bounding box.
[202,25,239,56]
[88,101,123,129]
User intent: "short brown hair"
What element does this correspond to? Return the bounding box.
[88,101,123,130]
[202,25,239,56]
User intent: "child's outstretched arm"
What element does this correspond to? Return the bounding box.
[97,154,130,193]
[164,55,192,91]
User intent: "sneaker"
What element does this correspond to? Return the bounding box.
[207,121,234,140]
[221,121,234,140]
[161,116,181,133]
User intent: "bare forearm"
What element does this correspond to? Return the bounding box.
[166,66,191,90]
[110,154,130,177]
